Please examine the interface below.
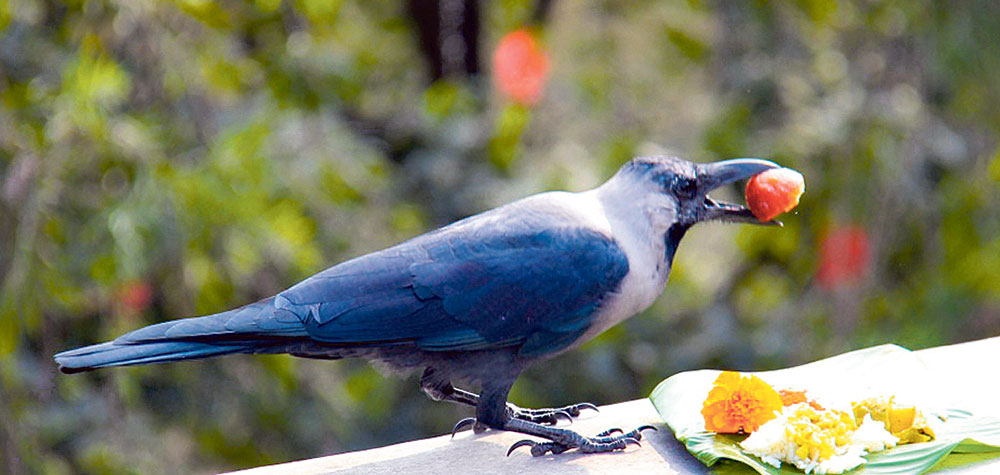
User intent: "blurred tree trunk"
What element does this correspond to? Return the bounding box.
[407,0,481,81]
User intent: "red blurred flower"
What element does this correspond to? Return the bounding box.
[816,225,870,289]
[492,29,550,106]
[119,280,154,312]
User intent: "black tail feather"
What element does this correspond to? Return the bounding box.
[54,297,308,373]
[55,340,250,373]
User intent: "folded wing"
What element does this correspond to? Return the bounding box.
[278,221,629,358]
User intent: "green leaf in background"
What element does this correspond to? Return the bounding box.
[649,345,1000,474]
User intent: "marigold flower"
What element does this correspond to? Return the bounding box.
[701,371,783,433]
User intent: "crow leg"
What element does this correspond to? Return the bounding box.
[420,368,596,426]
[506,402,599,423]
[472,379,655,456]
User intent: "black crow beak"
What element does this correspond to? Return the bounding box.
[698,158,781,225]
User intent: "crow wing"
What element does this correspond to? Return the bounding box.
[276,214,629,358]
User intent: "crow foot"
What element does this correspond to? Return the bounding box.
[507,401,598,425]
[504,420,657,456]
[451,401,599,437]
[420,372,596,427]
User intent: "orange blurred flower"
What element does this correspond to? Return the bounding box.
[492,29,550,106]
[701,371,783,434]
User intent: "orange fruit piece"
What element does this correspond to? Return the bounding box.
[745,168,805,222]
[888,406,917,433]
[778,389,825,410]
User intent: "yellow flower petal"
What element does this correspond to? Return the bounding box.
[701,371,783,433]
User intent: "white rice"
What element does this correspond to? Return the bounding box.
[740,403,899,474]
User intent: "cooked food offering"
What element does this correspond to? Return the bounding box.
[852,395,936,444]
[653,346,1000,475]
[740,403,898,474]
[700,371,939,474]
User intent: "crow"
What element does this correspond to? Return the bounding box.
[55,155,779,456]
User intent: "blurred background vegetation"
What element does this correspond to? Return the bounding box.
[2,0,1000,473]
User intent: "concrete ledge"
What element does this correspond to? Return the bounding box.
[230,398,707,475]
[229,337,1000,474]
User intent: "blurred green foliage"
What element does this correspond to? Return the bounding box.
[2,0,1000,473]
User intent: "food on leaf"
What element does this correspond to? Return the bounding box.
[741,403,897,474]
[889,407,916,433]
[745,167,805,221]
[652,346,996,475]
[779,389,825,410]
[852,396,936,444]
[736,394,943,474]
[698,373,940,473]
[701,371,783,434]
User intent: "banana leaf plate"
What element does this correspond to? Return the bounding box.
[650,345,1000,474]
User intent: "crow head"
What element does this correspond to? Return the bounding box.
[620,155,779,226]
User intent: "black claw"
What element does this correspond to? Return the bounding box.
[596,427,623,437]
[552,410,573,424]
[623,424,657,441]
[577,402,599,414]
[451,417,477,438]
[623,437,642,448]
[507,439,537,456]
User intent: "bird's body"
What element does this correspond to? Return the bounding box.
[55,155,780,455]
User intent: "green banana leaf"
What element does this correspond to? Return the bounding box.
[649,344,1000,474]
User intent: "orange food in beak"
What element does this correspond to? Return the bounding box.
[745,168,805,222]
